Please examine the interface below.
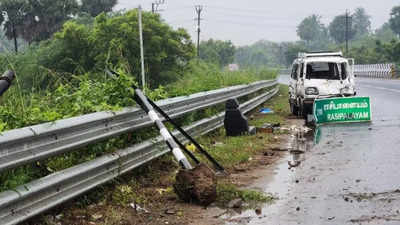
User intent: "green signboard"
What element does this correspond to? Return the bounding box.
[313,97,371,124]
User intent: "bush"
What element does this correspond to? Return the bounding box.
[167,61,277,96]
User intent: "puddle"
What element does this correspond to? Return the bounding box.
[223,123,317,225]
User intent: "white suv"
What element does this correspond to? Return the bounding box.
[289,51,356,117]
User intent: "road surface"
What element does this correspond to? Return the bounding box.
[227,76,400,225]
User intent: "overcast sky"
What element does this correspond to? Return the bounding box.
[116,0,399,46]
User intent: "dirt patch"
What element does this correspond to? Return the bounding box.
[174,163,217,206]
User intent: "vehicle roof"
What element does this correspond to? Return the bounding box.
[294,56,348,64]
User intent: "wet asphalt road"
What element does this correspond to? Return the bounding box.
[228,76,400,225]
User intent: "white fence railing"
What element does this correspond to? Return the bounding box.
[354,64,396,79]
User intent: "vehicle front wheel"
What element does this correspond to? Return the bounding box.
[302,103,313,119]
[290,102,299,116]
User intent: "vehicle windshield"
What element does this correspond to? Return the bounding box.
[306,62,340,80]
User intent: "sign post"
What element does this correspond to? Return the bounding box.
[313,97,371,124]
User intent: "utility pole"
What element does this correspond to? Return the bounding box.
[138,5,146,92]
[152,0,165,13]
[195,5,203,58]
[345,9,350,56]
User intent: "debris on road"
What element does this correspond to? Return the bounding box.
[174,163,217,206]
[257,123,281,133]
[130,203,150,213]
[227,198,243,208]
[259,108,274,114]
[164,209,176,215]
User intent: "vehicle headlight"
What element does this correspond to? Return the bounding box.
[305,87,319,95]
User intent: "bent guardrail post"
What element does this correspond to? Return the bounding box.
[0,70,15,97]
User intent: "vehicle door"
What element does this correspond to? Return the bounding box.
[347,58,356,88]
[289,63,299,100]
[297,63,305,97]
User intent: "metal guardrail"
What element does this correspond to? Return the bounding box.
[0,80,277,172]
[0,81,279,225]
[279,69,291,75]
[354,64,395,79]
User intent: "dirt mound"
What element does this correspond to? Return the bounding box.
[174,163,217,206]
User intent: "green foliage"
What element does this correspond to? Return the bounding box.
[81,0,118,17]
[375,23,398,42]
[284,42,308,66]
[0,0,79,48]
[352,7,372,39]
[0,0,28,52]
[329,14,353,44]
[24,0,80,43]
[0,71,136,131]
[46,10,194,87]
[235,40,284,68]
[390,6,400,37]
[199,39,236,67]
[297,14,329,47]
[166,61,277,97]
[347,39,400,64]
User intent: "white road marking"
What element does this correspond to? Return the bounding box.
[360,84,400,93]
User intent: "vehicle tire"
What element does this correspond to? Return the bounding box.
[290,102,299,116]
[302,104,312,119]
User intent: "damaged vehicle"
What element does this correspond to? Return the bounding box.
[289,51,356,117]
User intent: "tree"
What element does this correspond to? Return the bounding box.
[199,39,235,67]
[42,9,195,87]
[375,22,398,42]
[329,14,355,43]
[297,15,326,43]
[389,6,400,37]
[0,0,28,53]
[234,40,286,68]
[284,42,307,66]
[80,0,117,17]
[22,0,79,43]
[352,7,371,38]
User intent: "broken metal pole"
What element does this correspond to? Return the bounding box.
[0,70,15,97]
[134,89,193,170]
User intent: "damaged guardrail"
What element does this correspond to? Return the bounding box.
[0,80,277,172]
[0,80,278,225]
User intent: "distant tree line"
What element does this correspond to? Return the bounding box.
[0,0,118,53]
[230,6,400,69]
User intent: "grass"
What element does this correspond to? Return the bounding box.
[216,183,275,206]
[193,85,290,168]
